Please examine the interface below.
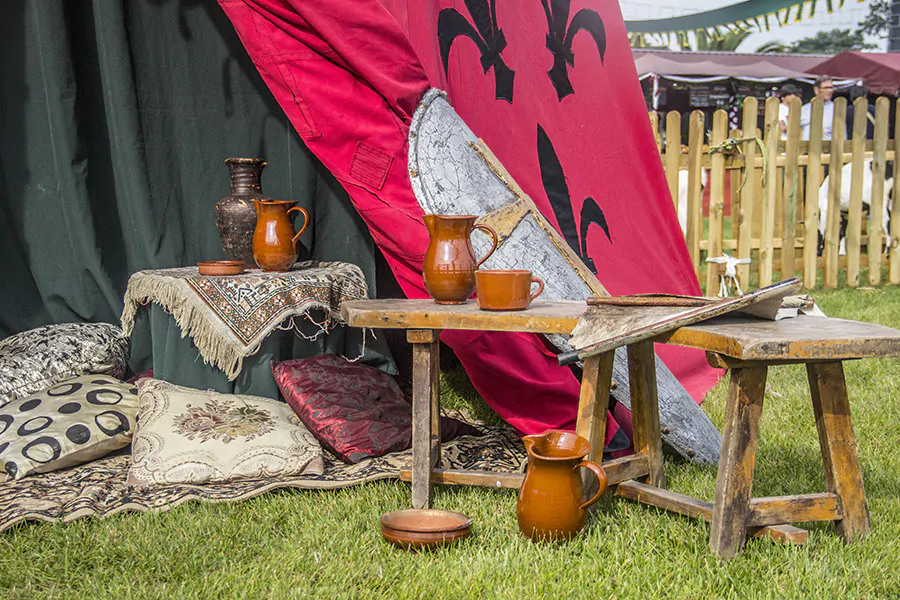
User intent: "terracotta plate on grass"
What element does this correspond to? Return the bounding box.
[380,509,472,550]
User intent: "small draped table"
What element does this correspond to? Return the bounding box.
[121,261,389,398]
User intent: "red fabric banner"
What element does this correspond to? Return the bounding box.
[385,0,719,400]
[217,0,719,444]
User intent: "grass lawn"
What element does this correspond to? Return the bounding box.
[1,288,899,599]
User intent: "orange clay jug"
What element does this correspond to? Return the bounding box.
[422,214,498,304]
[517,430,608,542]
[252,200,310,272]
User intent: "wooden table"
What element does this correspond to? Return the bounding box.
[342,299,900,559]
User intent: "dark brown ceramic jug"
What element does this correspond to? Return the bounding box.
[215,158,268,268]
[252,200,310,272]
[517,430,608,542]
[422,215,498,304]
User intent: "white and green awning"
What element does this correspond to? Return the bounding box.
[626,0,864,48]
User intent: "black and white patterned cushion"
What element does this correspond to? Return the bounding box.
[0,323,130,408]
[0,375,139,481]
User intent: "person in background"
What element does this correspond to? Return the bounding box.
[845,85,876,140]
[777,83,801,140]
[800,76,842,141]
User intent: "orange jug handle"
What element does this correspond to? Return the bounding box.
[288,206,311,247]
[472,223,499,268]
[574,460,608,509]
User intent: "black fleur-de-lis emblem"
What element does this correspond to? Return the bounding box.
[438,0,515,103]
[541,0,607,101]
[538,125,610,273]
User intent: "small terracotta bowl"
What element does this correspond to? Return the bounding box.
[380,509,472,550]
[197,260,246,276]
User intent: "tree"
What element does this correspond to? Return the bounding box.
[785,28,877,54]
[756,40,790,53]
[628,29,751,51]
[857,0,889,39]
[689,29,751,52]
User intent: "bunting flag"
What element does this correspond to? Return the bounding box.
[627,0,864,48]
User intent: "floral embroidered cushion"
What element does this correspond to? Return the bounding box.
[272,355,479,464]
[0,322,130,408]
[128,379,324,486]
[0,375,138,481]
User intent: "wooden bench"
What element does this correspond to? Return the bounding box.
[342,299,900,559]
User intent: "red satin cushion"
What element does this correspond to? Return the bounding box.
[272,355,477,463]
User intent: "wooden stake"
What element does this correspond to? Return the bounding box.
[869,98,890,286]
[804,99,825,289]
[782,97,802,281]
[706,111,727,295]
[687,111,705,277]
[760,97,780,287]
[738,97,758,287]
[846,98,868,287]
[825,98,848,288]
[665,111,682,215]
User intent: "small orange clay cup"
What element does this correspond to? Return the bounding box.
[475,270,545,311]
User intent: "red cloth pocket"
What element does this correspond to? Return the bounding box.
[272,355,478,463]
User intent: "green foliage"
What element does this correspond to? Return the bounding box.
[690,29,752,52]
[858,0,890,39]
[1,288,899,597]
[755,40,790,53]
[786,28,877,54]
[629,29,752,52]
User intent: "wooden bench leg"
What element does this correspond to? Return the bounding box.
[408,329,440,509]
[807,361,871,542]
[628,341,666,488]
[710,365,767,559]
[576,352,614,494]
[576,354,614,461]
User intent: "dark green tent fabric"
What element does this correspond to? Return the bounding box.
[0,1,395,392]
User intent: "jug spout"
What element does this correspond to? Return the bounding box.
[423,213,438,236]
[521,435,538,456]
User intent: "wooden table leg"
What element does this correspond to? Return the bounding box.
[710,365,767,559]
[807,361,871,542]
[576,352,614,494]
[576,353,614,463]
[628,341,666,488]
[408,329,440,509]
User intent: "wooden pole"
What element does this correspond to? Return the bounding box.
[804,99,825,289]
[665,111,682,216]
[649,111,661,154]
[738,97,758,288]
[706,110,727,295]
[890,99,900,284]
[825,97,848,289]
[759,97,780,287]
[781,97,802,281]
[869,98,889,286]
[687,111,705,277]
[846,98,868,287]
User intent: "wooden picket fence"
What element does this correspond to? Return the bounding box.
[650,96,900,294]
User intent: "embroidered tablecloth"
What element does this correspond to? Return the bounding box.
[121,261,369,380]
